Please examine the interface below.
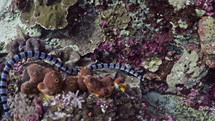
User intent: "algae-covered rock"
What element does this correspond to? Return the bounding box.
[99,5,131,29]
[49,46,80,67]
[143,92,177,117]
[59,15,105,56]
[20,0,78,30]
[198,16,215,55]
[198,16,215,68]
[166,49,208,90]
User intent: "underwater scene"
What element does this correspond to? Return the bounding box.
[0,0,214,121]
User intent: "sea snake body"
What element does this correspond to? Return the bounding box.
[0,51,145,118]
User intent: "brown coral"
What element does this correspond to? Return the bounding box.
[21,64,52,94]
[83,75,114,97]
[63,68,126,97]
[20,0,78,30]
[21,65,125,97]
[37,70,63,95]
[62,76,78,93]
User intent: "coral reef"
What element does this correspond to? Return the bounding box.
[166,49,208,90]
[94,29,174,68]
[1,0,215,120]
[20,0,78,30]
[198,16,215,54]
[143,60,175,81]
[195,0,214,16]
[198,16,215,68]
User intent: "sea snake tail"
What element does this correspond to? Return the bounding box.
[89,63,145,81]
[0,51,144,118]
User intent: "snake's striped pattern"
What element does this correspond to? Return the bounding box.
[0,51,144,118]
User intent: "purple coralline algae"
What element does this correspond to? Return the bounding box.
[94,29,174,69]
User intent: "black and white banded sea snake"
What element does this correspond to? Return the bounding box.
[0,51,145,118]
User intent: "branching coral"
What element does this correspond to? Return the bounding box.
[43,91,85,120]
[20,0,78,30]
[7,93,41,121]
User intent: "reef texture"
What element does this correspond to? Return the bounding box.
[166,49,208,90]
[20,0,78,30]
[198,16,215,68]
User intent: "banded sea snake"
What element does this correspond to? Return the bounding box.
[0,51,145,118]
